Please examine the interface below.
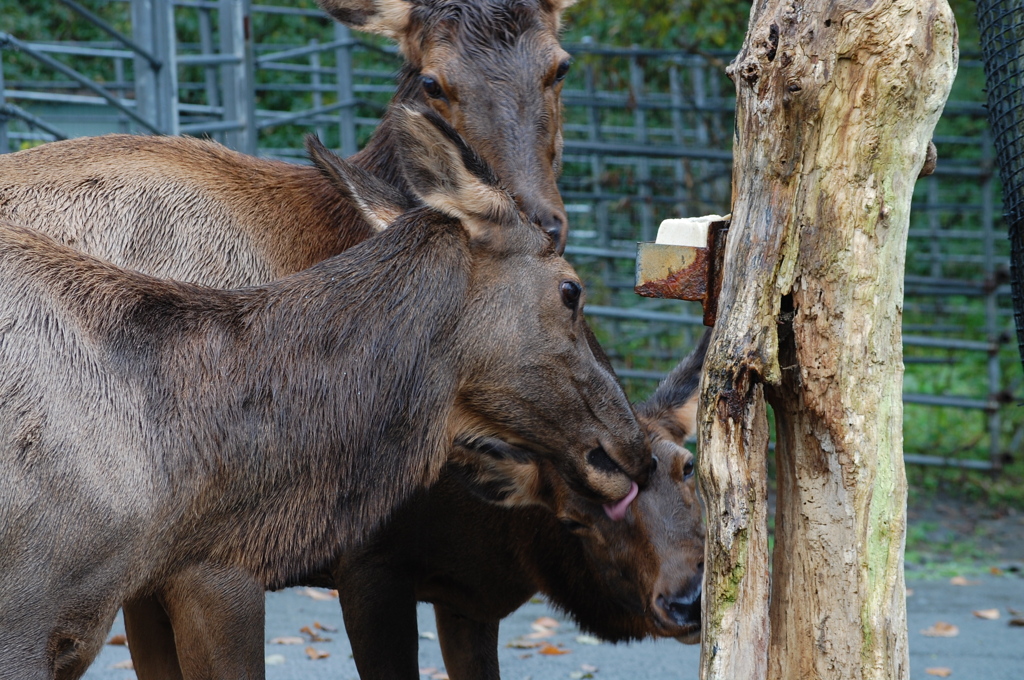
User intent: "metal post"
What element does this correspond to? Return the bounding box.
[669,62,689,215]
[114,56,129,133]
[0,48,8,153]
[131,0,158,132]
[131,0,178,135]
[310,39,326,143]
[630,52,654,242]
[334,23,356,156]
[981,130,1003,471]
[198,5,223,143]
[221,0,255,153]
[153,0,179,135]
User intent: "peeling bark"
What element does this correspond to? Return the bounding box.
[697,1,957,678]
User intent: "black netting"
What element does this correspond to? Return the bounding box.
[978,0,1024,372]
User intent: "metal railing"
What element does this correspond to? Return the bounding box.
[1,0,1020,470]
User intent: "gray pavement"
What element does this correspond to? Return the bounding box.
[81,574,1024,680]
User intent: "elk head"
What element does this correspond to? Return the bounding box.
[318,0,574,251]
[306,104,650,504]
[449,333,709,643]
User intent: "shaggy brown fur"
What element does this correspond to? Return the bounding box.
[122,337,708,680]
[0,109,648,680]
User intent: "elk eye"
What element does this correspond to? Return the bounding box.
[554,58,572,83]
[683,459,695,480]
[560,518,588,533]
[560,280,581,310]
[421,75,445,99]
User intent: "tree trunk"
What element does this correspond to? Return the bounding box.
[697,1,958,679]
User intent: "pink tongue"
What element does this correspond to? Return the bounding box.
[603,481,639,521]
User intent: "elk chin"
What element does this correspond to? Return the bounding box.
[675,628,701,645]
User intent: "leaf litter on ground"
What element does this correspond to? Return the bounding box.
[920,621,959,637]
[269,636,305,645]
[297,587,338,601]
[538,642,571,655]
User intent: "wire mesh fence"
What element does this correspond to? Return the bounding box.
[1,0,1020,470]
[977,0,1024,379]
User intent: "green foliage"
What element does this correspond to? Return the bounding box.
[565,0,752,50]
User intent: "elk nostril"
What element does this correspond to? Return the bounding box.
[657,591,702,628]
[586,445,624,475]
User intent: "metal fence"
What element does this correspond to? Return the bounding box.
[1,0,1020,470]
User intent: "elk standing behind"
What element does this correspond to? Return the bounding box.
[0,108,649,680]
[0,0,576,289]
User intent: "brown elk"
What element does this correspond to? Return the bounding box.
[0,107,650,680]
[0,0,576,284]
[123,333,708,680]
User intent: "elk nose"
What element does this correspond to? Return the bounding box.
[533,209,568,254]
[656,577,702,628]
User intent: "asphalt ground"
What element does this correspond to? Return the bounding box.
[81,574,1024,680]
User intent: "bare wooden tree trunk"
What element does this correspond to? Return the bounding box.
[697,1,958,679]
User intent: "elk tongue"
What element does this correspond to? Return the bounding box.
[603,481,639,521]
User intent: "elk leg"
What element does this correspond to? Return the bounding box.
[434,605,500,680]
[159,565,265,680]
[335,560,420,680]
[123,595,184,680]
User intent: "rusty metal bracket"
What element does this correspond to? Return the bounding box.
[634,217,730,326]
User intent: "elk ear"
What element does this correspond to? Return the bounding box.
[305,135,416,231]
[635,329,711,446]
[317,0,412,39]
[447,440,555,510]
[549,0,579,13]
[392,106,518,240]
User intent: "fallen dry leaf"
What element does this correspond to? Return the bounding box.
[990,566,1004,576]
[906,588,914,597]
[106,634,127,646]
[973,609,1000,620]
[575,635,601,645]
[925,668,952,677]
[269,636,305,645]
[110,660,134,670]
[1009,617,1024,627]
[921,621,960,638]
[533,616,560,629]
[305,646,330,660]
[581,664,599,673]
[298,587,338,601]
[265,654,286,666]
[507,639,543,649]
[300,625,331,642]
[949,576,977,586]
[430,674,449,680]
[525,629,554,640]
[538,642,571,656]
[1009,607,1022,616]
[420,631,437,641]
[314,621,338,633]
[419,668,438,676]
